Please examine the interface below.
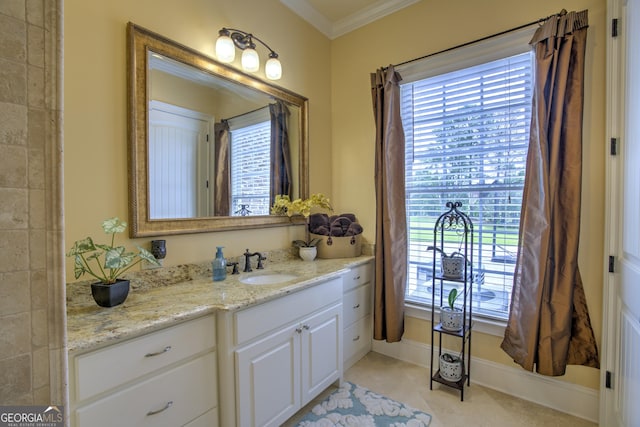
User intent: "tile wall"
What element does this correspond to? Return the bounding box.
[0,0,66,410]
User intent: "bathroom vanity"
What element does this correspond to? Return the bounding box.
[66,256,373,427]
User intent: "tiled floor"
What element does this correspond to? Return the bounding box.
[284,351,597,426]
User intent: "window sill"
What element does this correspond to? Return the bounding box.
[404,303,507,337]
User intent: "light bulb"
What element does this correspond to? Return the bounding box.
[241,48,260,72]
[265,57,282,80]
[215,35,235,63]
[242,47,260,73]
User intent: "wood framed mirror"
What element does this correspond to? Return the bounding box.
[127,23,309,237]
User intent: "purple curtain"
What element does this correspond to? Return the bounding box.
[371,65,407,342]
[269,101,292,206]
[501,10,599,375]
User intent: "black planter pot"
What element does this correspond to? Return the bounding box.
[91,279,130,307]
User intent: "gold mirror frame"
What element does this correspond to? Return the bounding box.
[127,23,309,237]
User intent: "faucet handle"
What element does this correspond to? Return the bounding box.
[256,254,266,269]
[227,262,239,275]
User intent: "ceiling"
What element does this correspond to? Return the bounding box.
[280,0,421,39]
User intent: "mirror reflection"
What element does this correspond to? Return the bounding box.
[127,23,309,236]
[148,53,299,219]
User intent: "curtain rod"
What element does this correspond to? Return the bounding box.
[222,104,270,123]
[389,9,568,70]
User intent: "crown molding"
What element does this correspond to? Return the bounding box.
[281,0,421,39]
[280,0,333,37]
[332,0,420,39]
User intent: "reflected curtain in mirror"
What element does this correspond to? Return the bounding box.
[214,121,231,216]
[270,100,292,205]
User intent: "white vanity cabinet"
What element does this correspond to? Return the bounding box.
[342,260,374,369]
[218,277,343,427]
[69,315,218,427]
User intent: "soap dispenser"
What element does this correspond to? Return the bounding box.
[212,246,227,281]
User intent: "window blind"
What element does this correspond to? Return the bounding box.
[401,52,533,318]
[230,120,271,216]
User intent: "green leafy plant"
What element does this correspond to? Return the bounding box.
[67,217,160,284]
[447,288,461,310]
[292,237,323,248]
[440,352,461,363]
[427,246,464,260]
[272,193,333,247]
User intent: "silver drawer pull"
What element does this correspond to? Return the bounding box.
[352,335,360,341]
[145,346,172,357]
[303,324,310,330]
[353,303,360,309]
[146,401,173,416]
[295,327,303,334]
[353,275,361,280]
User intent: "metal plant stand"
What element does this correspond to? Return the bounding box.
[429,201,473,401]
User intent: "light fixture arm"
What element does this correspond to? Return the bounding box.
[220,28,279,59]
[216,27,282,80]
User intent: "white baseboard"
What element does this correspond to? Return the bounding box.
[371,338,599,423]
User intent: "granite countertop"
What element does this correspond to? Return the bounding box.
[66,254,374,354]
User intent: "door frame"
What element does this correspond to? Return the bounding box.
[601,0,628,425]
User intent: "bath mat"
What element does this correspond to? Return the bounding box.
[296,381,432,426]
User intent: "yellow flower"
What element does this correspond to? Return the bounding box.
[271,193,332,218]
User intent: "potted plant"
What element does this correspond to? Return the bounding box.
[439,351,464,382]
[66,217,160,307]
[271,193,332,261]
[440,288,464,331]
[427,246,467,279]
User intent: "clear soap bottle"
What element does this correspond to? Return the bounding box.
[212,246,227,281]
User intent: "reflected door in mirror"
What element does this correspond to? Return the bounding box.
[148,101,213,219]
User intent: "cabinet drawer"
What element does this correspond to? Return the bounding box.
[75,352,217,427]
[343,315,372,364]
[234,278,342,345]
[343,262,373,292]
[74,315,216,402]
[184,408,218,427]
[343,284,371,327]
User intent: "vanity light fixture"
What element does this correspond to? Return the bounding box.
[215,28,282,80]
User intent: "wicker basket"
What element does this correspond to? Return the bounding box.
[310,233,362,259]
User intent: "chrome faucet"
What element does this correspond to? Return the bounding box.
[243,249,266,272]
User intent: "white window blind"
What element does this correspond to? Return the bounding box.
[401,51,533,319]
[230,120,271,215]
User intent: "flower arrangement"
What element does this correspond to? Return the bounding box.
[271,193,332,247]
[67,217,160,284]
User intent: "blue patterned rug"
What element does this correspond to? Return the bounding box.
[296,382,432,426]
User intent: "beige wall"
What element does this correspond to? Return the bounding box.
[0,0,65,407]
[64,0,332,271]
[331,0,605,390]
[63,0,604,398]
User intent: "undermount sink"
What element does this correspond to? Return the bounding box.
[240,273,299,285]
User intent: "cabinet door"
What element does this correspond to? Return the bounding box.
[300,303,342,406]
[235,325,300,427]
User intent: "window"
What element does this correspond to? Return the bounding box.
[400,32,533,319]
[229,109,271,216]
